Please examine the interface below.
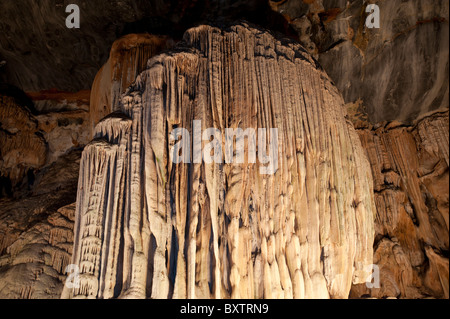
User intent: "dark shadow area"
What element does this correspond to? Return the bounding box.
[118,0,299,42]
[0,83,37,115]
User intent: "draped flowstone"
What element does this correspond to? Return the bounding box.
[62,23,376,299]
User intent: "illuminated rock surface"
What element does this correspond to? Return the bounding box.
[89,34,174,136]
[351,110,449,299]
[62,23,375,299]
[0,151,80,298]
[0,0,448,300]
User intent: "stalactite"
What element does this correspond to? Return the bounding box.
[63,22,376,299]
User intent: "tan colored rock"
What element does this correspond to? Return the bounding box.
[0,95,47,189]
[63,23,376,299]
[0,149,81,298]
[1,88,92,196]
[89,34,175,137]
[351,110,449,299]
[36,110,90,165]
[26,89,90,113]
[0,203,75,299]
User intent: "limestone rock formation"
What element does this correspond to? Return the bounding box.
[0,203,75,299]
[1,1,447,124]
[62,22,376,299]
[26,89,90,113]
[0,150,80,298]
[89,34,174,136]
[0,89,90,196]
[0,94,47,193]
[0,90,89,298]
[0,0,292,95]
[0,0,447,301]
[351,110,449,299]
[270,0,449,124]
[36,109,90,165]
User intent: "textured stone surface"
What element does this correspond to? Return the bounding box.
[0,94,47,192]
[1,90,89,196]
[0,1,448,300]
[89,33,174,136]
[0,203,75,299]
[270,0,449,124]
[36,109,90,165]
[26,89,90,113]
[0,150,80,299]
[62,22,375,299]
[1,1,446,123]
[350,110,449,299]
[0,89,89,298]
[0,0,286,93]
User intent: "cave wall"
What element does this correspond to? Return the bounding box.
[0,150,80,299]
[351,110,449,298]
[0,0,448,299]
[0,91,89,196]
[270,0,449,124]
[1,1,448,124]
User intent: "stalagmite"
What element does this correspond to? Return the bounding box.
[63,22,376,299]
